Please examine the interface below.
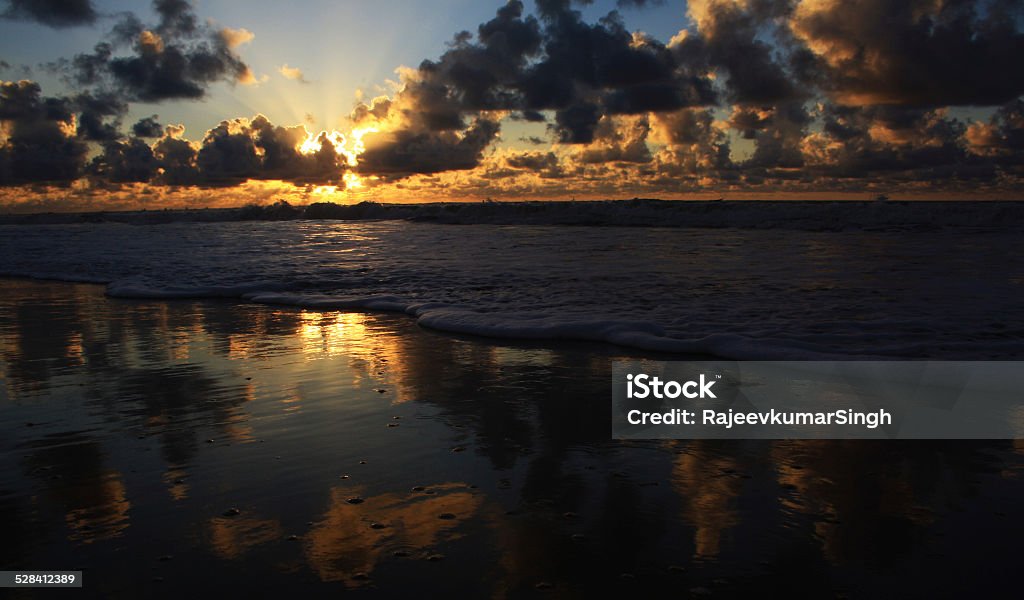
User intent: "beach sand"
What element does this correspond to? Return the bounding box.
[1,279,1022,597]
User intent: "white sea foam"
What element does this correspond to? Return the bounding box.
[2,219,1022,359]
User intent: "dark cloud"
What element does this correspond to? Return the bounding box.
[193,116,347,185]
[2,0,97,28]
[147,115,350,186]
[401,0,543,123]
[55,0,253,103]
[354,0,717,153]
[506,150,560,170]
[741,102,811,171]
[0,80,86,185]
[686,0,801,105]
[358,118,500,176]
[74,92,128,141]
[801,103,981,181]
[91,138,160,183]
[507,149,567,178]
[513,110,546,122]
[967,99,1024,159]
[153,0,199,38]
[522,6,717,121]
[789,0,1024,107]
[194,119,262,183]
[151,125,198,185]
[132,115,163,138]
[552,103,601,143]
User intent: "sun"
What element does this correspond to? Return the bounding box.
[295,126,380,194]
[297,126,379,167]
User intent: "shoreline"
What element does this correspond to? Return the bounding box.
[0,275,700,361]
[0,275,885,362]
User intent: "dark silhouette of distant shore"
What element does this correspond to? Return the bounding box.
[2,199,1022,231]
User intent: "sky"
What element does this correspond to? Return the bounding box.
[1,0,1023,211]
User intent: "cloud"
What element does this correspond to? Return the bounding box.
[576,114,652,163]
[2,0,97,28]
[794,104,984,183]
[145,116,349,186]
[151,124,199,185]
[219,27,255,49]
[0,80,87,185]
[74,91,129,141]
[4,0,1024,199]
[131,115,164,138]
[0,93,353,187]
[684,0,800,105]
[966,99,1024,161]
[91,137,160,183]
[278,64,307,83]
[55,0,253,102]
[789,0,1024,107]
[357,118,500,176]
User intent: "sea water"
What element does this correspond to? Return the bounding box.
[2,219,1022,359]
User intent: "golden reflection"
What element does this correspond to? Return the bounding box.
[672,443,742,559]
[227,333,258,359]
[281,388,303,414]
[222,403,256,441]
[771,441,933,565]
[305,483,483,585]
[298,311,368,359]
[208,515,284,560]
[163,468,190,501]
[169,329,192,361]
[486,346,557,367]
[292,310,421,404]
[63,473,132,544]
[66,332,85,365]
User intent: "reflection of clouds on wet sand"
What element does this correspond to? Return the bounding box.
[771,440,941,565]
[23,433,131,544]
[63,474,132,544]
[3,280,1024,597]
[305,483,484,585]
[672,442,742,559]
[207,515,283,560]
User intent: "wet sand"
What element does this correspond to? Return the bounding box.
[1,278,1022,598]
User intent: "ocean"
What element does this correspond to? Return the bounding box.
[2,216,1023,359]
